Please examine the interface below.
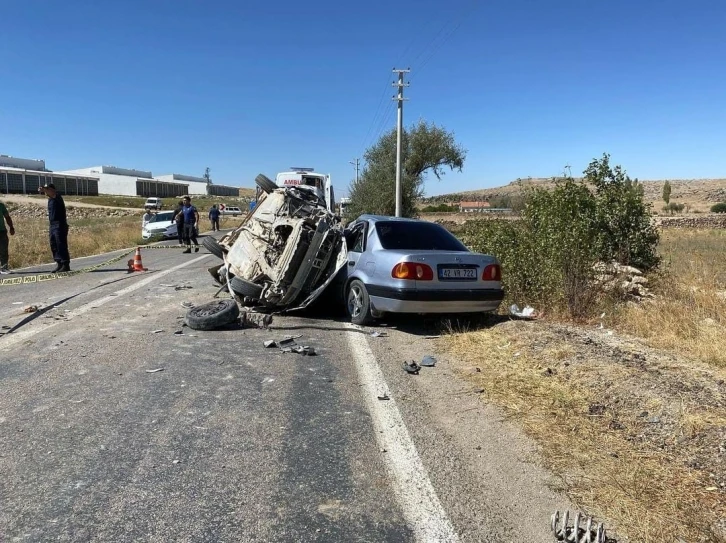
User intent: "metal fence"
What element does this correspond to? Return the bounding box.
[135,180,189,198]
[0,171,99,195]
[207,184,241,197]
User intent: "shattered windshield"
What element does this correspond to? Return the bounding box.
[375,221,468,251]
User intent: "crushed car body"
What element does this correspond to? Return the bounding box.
[209,175,347,311]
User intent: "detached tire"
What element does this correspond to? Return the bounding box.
[230,276,264,300]
[255,174,278,194]
[203,237,225,259]
[346,279,374,325]
[185,299,240,331]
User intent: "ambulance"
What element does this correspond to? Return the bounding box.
[274,167,335,213]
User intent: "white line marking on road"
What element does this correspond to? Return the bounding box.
[0,255,209,350]
[346,326,460,542]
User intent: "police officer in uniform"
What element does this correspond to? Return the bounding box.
[39,183,71,272]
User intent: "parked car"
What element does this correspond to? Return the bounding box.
[219,205,242,217]
[144,197,163,211]
[204,177,346,310]
[141,211,178,240]
[340,215,505,324]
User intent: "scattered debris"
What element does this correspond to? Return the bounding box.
[551,510,610,543]
[240,311,273,329]
[151,329,164,334]
[509,304,537,319]
[377,394,390,401]
[174,285,193,291]
[403,361,420,375]
[290,345,316,356]
[264,340,277,348]
[1,325,10,330]
[172,459,181,465]
[420,355,436,367]
[145,368,164,373]
[181,301,194,308]
[173,330,183,335]
[424,335,441,339]
[23,305,39,313]
[370,331,388,337]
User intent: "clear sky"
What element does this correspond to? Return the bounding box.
[2,0,725,196]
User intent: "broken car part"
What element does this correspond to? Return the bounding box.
[551,510,609,543]
[184,299,240,331]
[420,355,436,367]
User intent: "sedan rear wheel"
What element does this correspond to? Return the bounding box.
[347,279,373,325]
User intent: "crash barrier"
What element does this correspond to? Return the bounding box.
[0,244,193,287]
[551,510,609,543]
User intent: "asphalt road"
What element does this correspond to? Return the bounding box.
[0,233,573,542]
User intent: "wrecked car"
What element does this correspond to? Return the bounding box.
[203,174,347,311]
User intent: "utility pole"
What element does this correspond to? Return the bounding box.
[393,68,410,217]
[349,158,360,184]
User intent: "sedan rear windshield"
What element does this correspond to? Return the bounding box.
[375,221,468,251]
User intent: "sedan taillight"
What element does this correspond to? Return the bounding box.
[482,264,501,281]
[392,262,434,281]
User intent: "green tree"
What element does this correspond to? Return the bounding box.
[662,180,671,205]
[583,154,659,270]
[348,120,466,218]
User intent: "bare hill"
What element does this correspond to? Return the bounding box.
[423,177,726,213]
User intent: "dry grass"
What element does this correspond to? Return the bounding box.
[444,325,726,542]
[615,228,726,367]
[7,217,148,269]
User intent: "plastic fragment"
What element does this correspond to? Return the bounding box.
[145,368,164,373]
[421,355,436,367]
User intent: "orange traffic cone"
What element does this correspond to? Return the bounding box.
[132,247,148,272]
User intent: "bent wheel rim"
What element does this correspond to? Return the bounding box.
[348,285,363,318]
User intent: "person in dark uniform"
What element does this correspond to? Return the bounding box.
[173,199,184,245]
[38,183,71,272]
[208,204,220,231]
[175,196,200,253]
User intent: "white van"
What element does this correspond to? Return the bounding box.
[144,197,163,210]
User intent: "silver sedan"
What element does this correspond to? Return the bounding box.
[342,215,505,325]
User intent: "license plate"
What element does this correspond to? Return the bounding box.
[439,267,477,280]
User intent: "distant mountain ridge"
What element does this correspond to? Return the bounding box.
[421,177,726,212]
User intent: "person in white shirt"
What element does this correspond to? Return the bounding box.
[142,210,153,227]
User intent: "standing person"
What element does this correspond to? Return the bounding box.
[173,199,184,245]
[142,208,153,227]
[208,204,220,232]
[38,183,71,272]
[0,199,16,274]
[175,196,199,253]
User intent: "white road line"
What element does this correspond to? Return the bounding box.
[346,326,460,543]
[0,255,209,350]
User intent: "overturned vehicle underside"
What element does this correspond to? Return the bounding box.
[204,178,347,311]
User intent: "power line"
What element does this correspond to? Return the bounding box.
[360,73,395,154]
[409,0,480,82]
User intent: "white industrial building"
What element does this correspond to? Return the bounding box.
[1,154,242,198]
[60,166,189,198]
[0,154,99,195]
[157,174,240,197]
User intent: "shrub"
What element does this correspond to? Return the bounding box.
[460,154,659,319]
[710,202,726,213]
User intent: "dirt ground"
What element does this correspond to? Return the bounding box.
[444,316,726,542]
